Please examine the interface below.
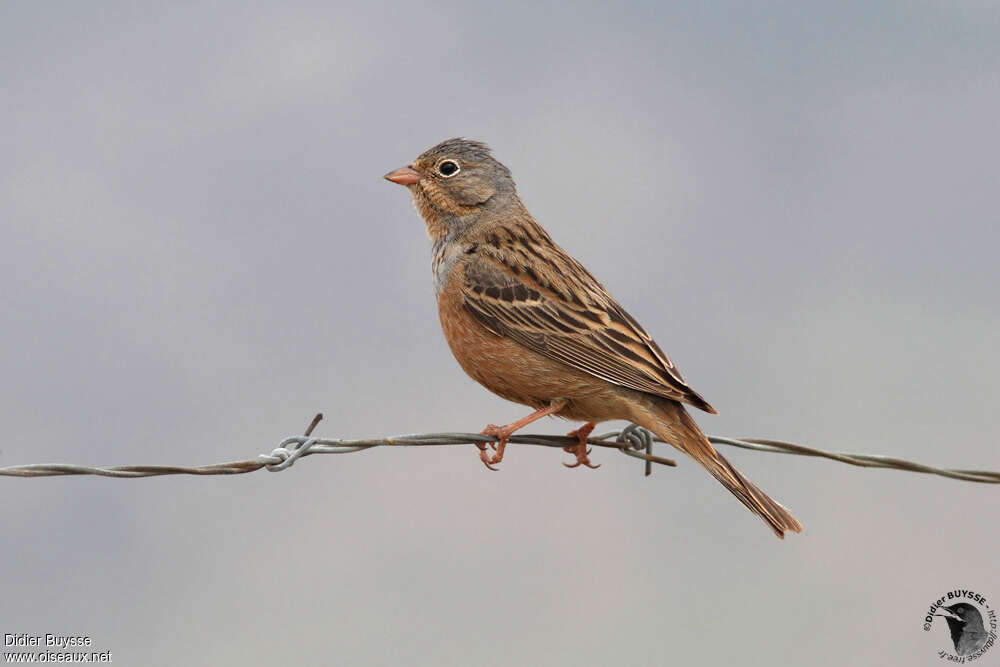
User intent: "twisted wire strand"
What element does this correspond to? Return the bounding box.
[0,415,996,483]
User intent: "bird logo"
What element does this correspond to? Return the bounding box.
[923,590,997,661]
[935,603,989,656]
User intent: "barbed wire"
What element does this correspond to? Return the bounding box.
[1,413,997,483]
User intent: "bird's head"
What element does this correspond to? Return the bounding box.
[935,602,988,656]
[384,138,518,241]
[936,603,982,625]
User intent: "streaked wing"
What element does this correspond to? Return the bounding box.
[461,224,716,413]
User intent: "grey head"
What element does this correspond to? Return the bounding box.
[384,138,521,242]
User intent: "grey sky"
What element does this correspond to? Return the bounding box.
[2,2,998,665]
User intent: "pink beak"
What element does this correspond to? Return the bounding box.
[384,166,421,186]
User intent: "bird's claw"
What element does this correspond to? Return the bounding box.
[563,447,600,469]
[477,443,499,471]
[563,422,599,469]
[478,424,510,469]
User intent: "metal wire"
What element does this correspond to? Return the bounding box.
[0,414,996,483]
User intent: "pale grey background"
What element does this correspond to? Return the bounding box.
[2,2,998,665]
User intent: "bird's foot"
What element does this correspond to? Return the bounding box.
[478,423,513,471]
[563,422,599,469]
[474,401,570,471]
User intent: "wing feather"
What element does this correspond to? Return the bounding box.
[460,229,716,413]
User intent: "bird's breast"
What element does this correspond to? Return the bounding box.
[434,259,638,421]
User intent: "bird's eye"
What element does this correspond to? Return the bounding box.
[438,160,460,177]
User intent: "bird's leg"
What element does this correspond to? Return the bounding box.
[563,422,600,469]
[478,399,568,470]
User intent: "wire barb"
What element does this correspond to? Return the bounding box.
[0,417,997,483]
[258,413,326,471]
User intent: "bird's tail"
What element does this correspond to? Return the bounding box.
[629,397,802,539]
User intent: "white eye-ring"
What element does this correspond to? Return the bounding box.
[437,160,460,177]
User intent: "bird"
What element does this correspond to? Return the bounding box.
[384,138,802,539]
[935,603,989,656]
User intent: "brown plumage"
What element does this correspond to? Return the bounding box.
[385,138,802,539]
